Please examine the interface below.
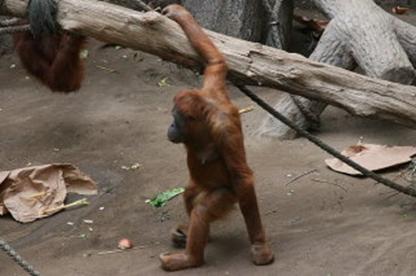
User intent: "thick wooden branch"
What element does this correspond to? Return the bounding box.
[260,0,416,139]
[2,0,416,129]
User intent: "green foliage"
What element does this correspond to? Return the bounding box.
[146,187,185,208]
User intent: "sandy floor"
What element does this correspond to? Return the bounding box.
[1,20,416,276]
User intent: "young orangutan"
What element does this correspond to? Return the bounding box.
[161,4,274,271]
[13,0,86,92]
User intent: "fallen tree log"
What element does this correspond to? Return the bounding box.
[261,0,416,139]
[1,0,416,130]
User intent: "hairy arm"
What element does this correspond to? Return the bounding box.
[163,5,228,98]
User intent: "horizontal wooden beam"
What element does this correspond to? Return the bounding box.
[2,0,416,129]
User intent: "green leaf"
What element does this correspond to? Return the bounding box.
[146,187,185,208]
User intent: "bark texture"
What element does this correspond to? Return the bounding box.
[182,0,265,42]
[1,0,416,130]
[0,16,13,57]
[259,0,416,139]
[262,0,294,50]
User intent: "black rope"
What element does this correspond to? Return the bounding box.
[235,84,416,198]
[0,239,41,276]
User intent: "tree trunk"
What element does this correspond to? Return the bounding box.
[182,0,265,42]
[104,0,293,47]
[103,0,180,11]
[0,16,13,57]
[2,0,416,130]
[0,36,12,57]
[262,0,294,50]
[101,0,148,11]
[259,0,416,139]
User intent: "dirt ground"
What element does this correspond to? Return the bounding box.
[2,13,416,276]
